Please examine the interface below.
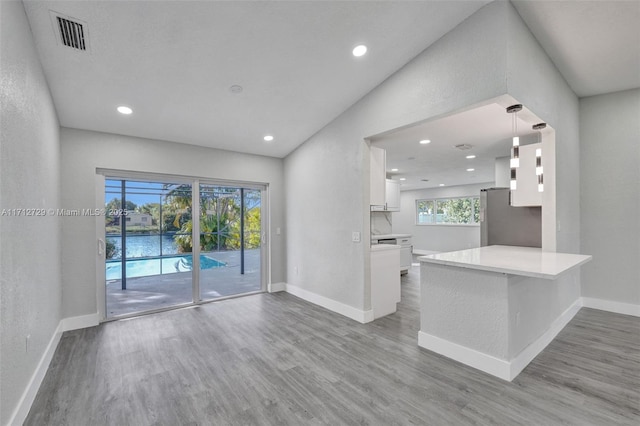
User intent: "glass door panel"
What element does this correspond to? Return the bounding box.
[105,179,193,318]
[198,184,262,300]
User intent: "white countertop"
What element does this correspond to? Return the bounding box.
[419,245,592,280]
[371,244,401,252]
[371,234,412,240]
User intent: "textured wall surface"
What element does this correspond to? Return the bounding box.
[60,128,285,319]
[284,1,509,312]
[421,263,510,358]
[285,0,581,315]
[580,89,640,305]
[0,1,62,423]
[507,275,568,358]
[421,263,577,362]
[506,2,581,321]
[393,182,492,253]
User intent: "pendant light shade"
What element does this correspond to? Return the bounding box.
[507,104,522,190]
[533,123,546,193]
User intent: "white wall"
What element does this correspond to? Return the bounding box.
[580,89,640,307]
[0,1,62,424]
[505,2,581,322]
[284,1,510,316]
[507,3,577,254]
[285,0,581,321]
[60,128,286,319]
[393,183,491,253]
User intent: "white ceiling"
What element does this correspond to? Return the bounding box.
[512,0,640,98]
[370,100,544,191]
[22,0,639,165]
[372,0,640,191]
[22,0,489,158]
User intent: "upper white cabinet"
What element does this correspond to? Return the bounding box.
[370,146,386,208]
[371,146,401,211]
[385,179,400,211]
[511,143,543,207]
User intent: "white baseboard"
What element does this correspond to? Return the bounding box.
[418,298,582,382]
[418,331,512,381]
[508,298,582,380]
[60,312,100,331]
[8,321,63,426]
[285,284,373,324]
[581,297,640,317]
[268,282,286,293]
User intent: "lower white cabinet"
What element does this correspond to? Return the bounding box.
[397,237,412,274]
[371,244,401,319]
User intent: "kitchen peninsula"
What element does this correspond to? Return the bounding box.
[418,245,592,381]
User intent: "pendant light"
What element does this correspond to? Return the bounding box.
[506,104,522,190]
[533,122,546,192]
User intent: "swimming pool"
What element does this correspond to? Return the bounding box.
[106,254,225,280]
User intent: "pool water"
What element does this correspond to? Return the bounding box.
[106,254,225,280]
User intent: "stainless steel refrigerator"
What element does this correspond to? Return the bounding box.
[480,188,542,247]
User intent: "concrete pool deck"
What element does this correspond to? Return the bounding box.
[106,249,261,317]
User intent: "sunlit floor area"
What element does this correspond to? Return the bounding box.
[107,249,261,317]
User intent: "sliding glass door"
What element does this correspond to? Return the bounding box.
[104,179,193,317]
[103,176,264,319]
[198,185,262,301]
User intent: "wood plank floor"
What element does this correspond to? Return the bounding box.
[25,265,640,425]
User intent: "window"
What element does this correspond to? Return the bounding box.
[416,196,480,225]
[417,200,435,224]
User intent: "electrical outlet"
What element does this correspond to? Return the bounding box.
[294,266,299,276]
[276,227,281,235]
[352,231,361,243]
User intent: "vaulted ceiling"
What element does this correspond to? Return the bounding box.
[23,0,639,166]
[22,0,489,158]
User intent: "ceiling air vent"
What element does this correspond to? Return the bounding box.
[50,11,89,52]
[454,144,473,150]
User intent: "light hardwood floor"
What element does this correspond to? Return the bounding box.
[25,265,640,425]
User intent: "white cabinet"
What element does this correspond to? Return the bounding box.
[371,147,401,212]
[370,146,386,208]
[511,143,543,207]
[370,244,401,319]
[397,236,412,273]
[385,179,400,212]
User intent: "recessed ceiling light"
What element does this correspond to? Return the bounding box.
[466,155,476,159]
[117,106,132,115]
[263,135,274,142]
[466,168,475,172]
[439,184,445,187]
[229,85,243,94]
[352,45,367,57]
[391,168,398,172]
[399,178,406,181]
[419,139,431,145]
